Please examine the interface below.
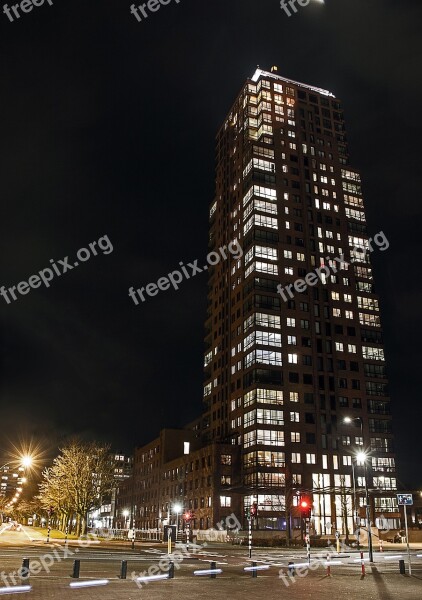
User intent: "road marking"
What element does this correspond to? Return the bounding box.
[135,574,169,583]
[194,568,222,576]
[0,586,31,595]
[69,579,108,588]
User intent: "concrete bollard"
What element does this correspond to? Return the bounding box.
[252,561,257,578]
[288,561,295,576]
[71,559,80,578]
[326,554,331,577]
[360,551,365,578]
[399,559,405,575]
[379,540,383,552]
[20,558,30,579]
[120,560,127,579]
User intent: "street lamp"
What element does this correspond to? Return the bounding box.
[0,454,33,471]
[344,417,373,562]
[173,503,182,541]
[350,460,359,549]
[122,509,129,529]
[21,456,32,468]
[358,452,374,563]
[343,416,363,437]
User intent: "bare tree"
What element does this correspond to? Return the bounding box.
[38,441,114,536]
[338,475,352,545]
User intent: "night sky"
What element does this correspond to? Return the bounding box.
[0,1,421,488]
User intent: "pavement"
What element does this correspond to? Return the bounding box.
[0,572,421,600]
[0,527,420,598]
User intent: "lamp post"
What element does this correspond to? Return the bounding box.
[350,460,359,550]
[343,417,373,562]
[359,453,374,563]
[173,503,182,542]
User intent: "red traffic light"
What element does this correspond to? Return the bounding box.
[250,502,258,518]
[183,510,193,522]
[299,497,312,517]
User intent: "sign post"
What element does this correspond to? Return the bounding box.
[335,530,340,554]
[397,494,413,575]
[305,533,310,564]
[182,510,194,550]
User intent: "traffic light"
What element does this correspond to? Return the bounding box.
[250,502,258,519]
[299,497,312,519]
[183,510,194,522]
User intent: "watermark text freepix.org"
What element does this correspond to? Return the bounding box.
[130,0,181,23]
[0,235,114,305]
[277,230,389,303]
[2,0,54,23]
[280,0,324,18]
[0,533,99,587]
[131,512,241,589]
[129,240,243,305]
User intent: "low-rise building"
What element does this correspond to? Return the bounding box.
[115,427,241,534]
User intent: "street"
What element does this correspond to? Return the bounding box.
[0,527,420,598]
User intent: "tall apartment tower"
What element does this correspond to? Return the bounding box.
[202,67,398,535]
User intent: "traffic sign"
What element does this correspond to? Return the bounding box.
[397,494,413,506]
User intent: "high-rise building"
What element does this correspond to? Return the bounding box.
[202,67,398,535]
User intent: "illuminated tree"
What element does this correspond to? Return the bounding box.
[38,441,114,536]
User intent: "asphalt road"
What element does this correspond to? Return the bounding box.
[0,526,420,598]
[0,527,422,576]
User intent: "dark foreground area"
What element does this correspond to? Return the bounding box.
[3,572,421,600]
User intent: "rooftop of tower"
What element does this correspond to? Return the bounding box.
[251,67,336,98]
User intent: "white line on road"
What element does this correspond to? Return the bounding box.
[0,586,32,595]
[69,580,109,588]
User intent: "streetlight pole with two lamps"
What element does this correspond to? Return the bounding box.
[343,416,374,562]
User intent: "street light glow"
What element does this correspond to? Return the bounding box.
[122,509,129,517]
[343,417,352,424]
[173,502,182,513]
[21,456,32,468]
[356,451,367,464]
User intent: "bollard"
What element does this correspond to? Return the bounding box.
[379,540,383,552]
[20,558,30,579]
[399,559,405,575]
[252,561,257,578]
[168,561,174,579]
[326,554,331,577]
[211,561,217,579]
[120,560,127,580]
[288,562,295,577]
[360,551,365,578]
[71,559,80,579]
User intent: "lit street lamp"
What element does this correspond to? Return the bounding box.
[344,417,374,562]
[173,503,182,541]
[0,456,33,522]
[122,509,130,529]
[0,454,33,472]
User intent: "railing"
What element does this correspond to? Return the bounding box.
[88,528,164,542]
